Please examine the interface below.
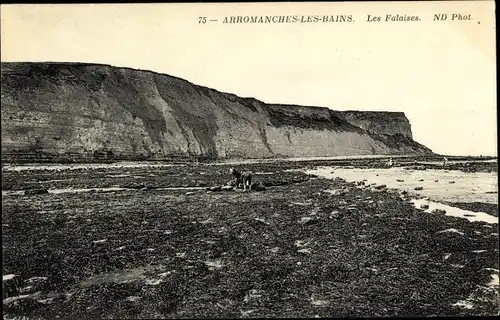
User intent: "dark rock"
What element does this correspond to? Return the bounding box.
[414,186,424,191]
[2,274,21,299]
[207,186,222,192]
[251,183,266,191]
[431,209,446,215]
[25,189,49,195]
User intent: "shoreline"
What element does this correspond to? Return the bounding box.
[2,160,498,318]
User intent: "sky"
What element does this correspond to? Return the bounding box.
[1,1,497,156]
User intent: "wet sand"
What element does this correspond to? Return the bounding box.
[305,167,498,205]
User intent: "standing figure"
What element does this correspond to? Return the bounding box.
[229,168,253,191]
[442,157,448,167]
[388,158,393,167]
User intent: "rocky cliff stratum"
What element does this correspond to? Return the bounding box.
[1,62,432,162]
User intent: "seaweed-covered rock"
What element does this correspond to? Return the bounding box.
[431,209,447,215]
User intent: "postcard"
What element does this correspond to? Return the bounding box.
[1,1,498,318]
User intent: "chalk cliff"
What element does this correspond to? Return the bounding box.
[1,62,433,162]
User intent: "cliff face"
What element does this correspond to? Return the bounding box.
[338,111,413,139]
[1,62,433,162]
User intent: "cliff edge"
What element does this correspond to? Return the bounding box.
[1,62,433,162]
